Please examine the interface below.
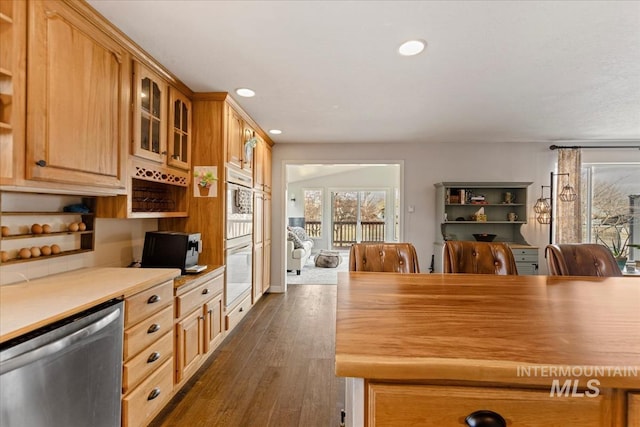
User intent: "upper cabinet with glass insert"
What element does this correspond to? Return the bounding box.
[132,61,167,163]
[167,87,191,170]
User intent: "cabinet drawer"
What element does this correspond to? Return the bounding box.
[225,294,251,332]
[175,275,224,319]
[511,248,537,256]
[125,280,173,327]
[514,254,538,262]
[516,263,538,275]
[122,331,173,393]
[368,383,614,427]
[124,305,173,360]
[122,359,173,427]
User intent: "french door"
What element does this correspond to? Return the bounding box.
[331,190,386,248]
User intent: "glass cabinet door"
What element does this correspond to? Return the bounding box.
[167,87,191,170]
[132,62,167,163]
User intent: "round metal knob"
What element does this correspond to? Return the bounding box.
[36,160,47,167]
[465,410,506,427]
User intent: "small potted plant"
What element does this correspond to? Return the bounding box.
[194,169,217,197]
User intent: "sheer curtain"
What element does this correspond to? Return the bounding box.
[555,148,582,243]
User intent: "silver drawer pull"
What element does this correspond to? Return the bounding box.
[147,295,160,304]
[147,352,160,363]
[147,324,160,334]
[147,387,161,401]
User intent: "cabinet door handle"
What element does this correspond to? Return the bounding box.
[147,323,161,334]
[147,294,160,304]
[147,387,161,401]
[36,160,47,167]
[208,309,213,314]
[464,410,506,427]
[202,288,209,295]
[147,352,160,363]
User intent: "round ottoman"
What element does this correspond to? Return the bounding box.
[314,250,342,268]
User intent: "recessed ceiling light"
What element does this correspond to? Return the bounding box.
[269,129,282,135]
[398,40,426,56]
[235,88,255,97]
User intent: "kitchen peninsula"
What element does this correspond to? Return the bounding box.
[335,272,640,426]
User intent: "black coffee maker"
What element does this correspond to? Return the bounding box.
[141,231,203,274]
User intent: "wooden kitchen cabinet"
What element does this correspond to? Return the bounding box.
[96,63,190,219]
[122,279,174,427]
[253,191,271,301]
[242,124,255,173]
[132,61,167,164]
[0,0,26,186]
[26,0,128,191]
[367,383,617,426]
[227,106,244,169]
[174,268,225,386]
[167,87,192,171]
[263,143,272,194]
[253,134,272,193]
[630,393,640,427]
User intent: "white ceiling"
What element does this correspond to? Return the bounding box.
[87,0,640,146]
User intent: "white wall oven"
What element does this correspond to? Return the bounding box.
[226,168,253,244]
[225,167,253,309]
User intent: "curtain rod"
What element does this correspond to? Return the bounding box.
[549,144,640,150]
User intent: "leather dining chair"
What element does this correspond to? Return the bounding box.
[545,243,622,276]
[349,243,420,273]
[443,241,518,275]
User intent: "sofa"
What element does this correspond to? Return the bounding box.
[287,226,314,275]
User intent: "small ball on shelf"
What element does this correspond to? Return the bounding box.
[51,244,61,254]
[31,224,43,234]
[30,247,41,257]
[68,222,79,232]
[19,248,32,259]
[0,251,9,263]
[42,224,52,234]
[78,222,86,231]
[41,245,52,256]
[1,226,9,237]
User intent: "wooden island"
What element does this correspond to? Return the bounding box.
[335,272,640,426]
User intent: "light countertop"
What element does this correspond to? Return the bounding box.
[0,267,181,343]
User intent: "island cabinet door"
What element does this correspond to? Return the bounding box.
[26,0,128,190]
[367,383,618,427]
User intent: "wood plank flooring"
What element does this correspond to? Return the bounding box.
[149,284,345,427]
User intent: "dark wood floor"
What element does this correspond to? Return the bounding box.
[150,284,345,427]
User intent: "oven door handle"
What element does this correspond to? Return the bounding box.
[0,307,122,375]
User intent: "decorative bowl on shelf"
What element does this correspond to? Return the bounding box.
[473,233,497,242]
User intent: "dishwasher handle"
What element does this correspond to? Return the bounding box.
[0,307,122,375]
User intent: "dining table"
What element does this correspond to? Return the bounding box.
[335,272,640,426]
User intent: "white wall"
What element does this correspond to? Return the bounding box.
[270,142,640,292]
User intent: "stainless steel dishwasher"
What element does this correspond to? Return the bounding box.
[0,298,124,427]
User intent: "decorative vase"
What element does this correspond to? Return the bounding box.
[615,257,627,272]
[198,185,210,197]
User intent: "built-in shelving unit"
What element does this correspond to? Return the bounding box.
[0,197,96,265]
[433,182,539,274]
